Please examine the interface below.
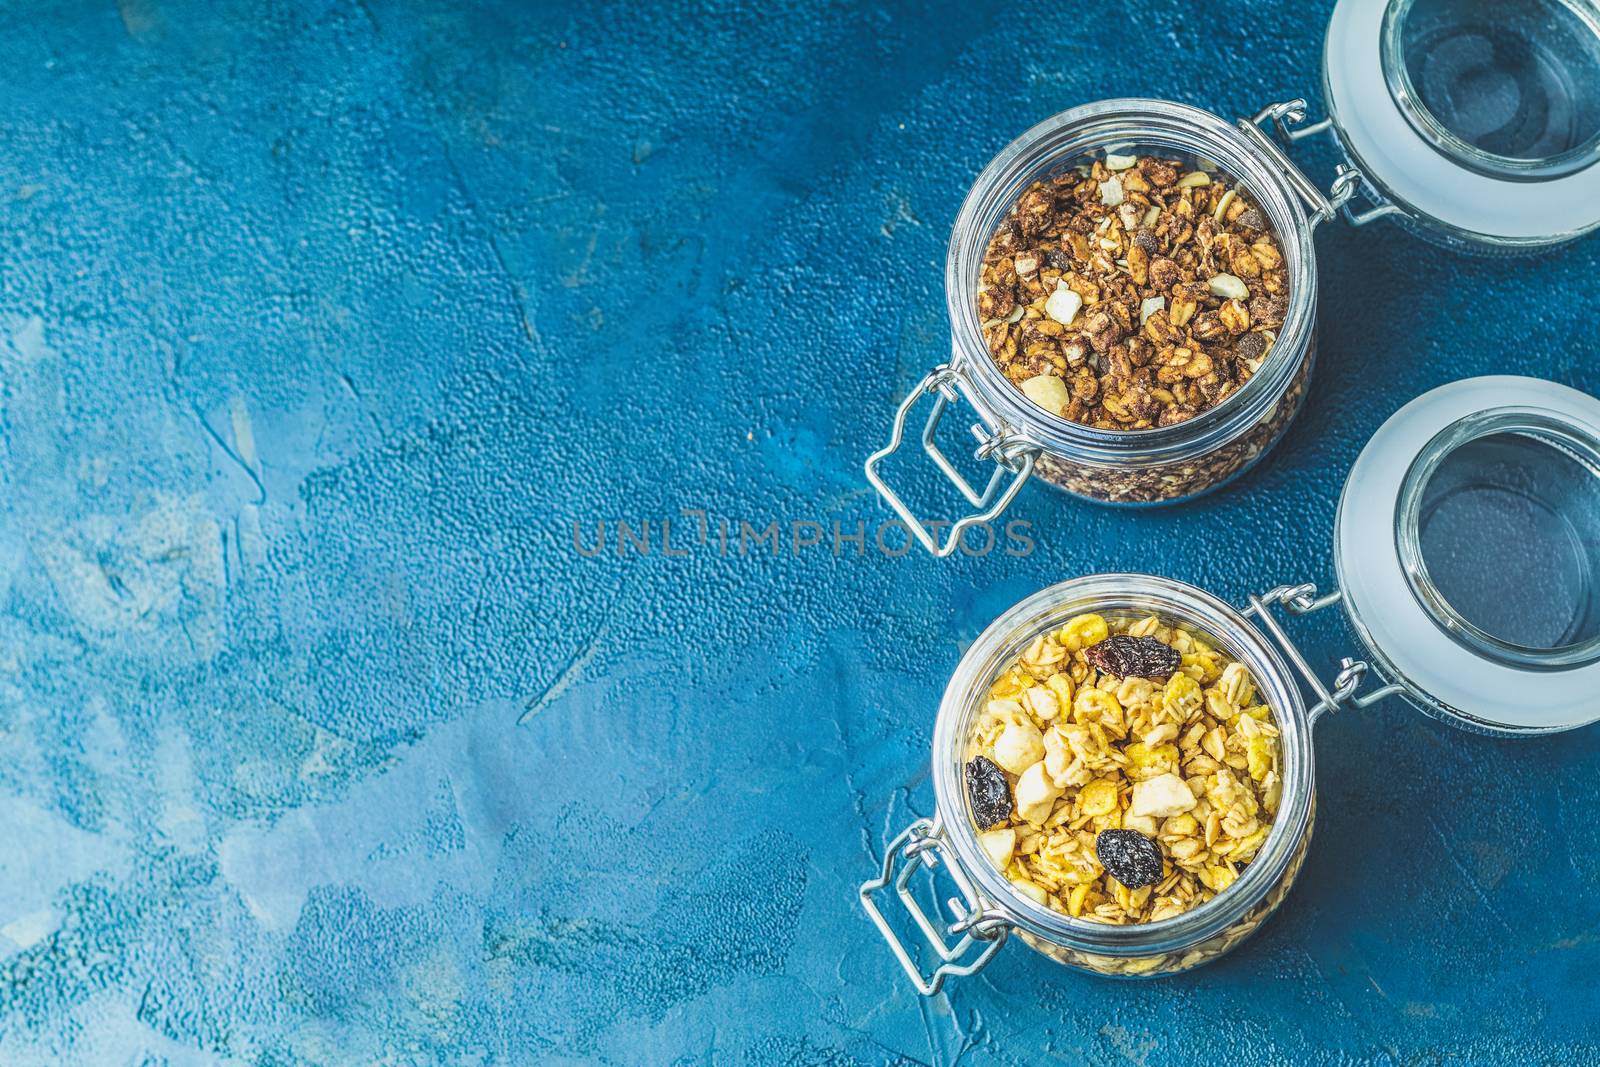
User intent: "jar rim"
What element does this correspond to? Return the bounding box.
[1396,407,1600,670]
[943,99,1318,465]
[1378,0,1600,183]
[1324,0,1600,249]
[931,573,1315,955]
[1335,376,1600,734]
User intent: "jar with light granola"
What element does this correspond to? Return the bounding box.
[861,574,1318,985]
[866,1,1600,557]
[964,611,1285,940]
[862,385,1600,989]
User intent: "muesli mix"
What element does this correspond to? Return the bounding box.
[977,152,1289,431]
[964,611,1282,925]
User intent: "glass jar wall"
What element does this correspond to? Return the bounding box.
[860,576,1317,989]
[944,102,1319,508]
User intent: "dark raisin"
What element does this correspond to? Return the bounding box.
[1233,331,1269,363]
[1096,829,1165,890]
[965,756,1012,830]
[1234,206,1267,231]
[1083,634,1182,681]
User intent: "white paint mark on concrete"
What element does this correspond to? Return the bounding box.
[0,794,130,955]
[155,723,208,854]
[10,316,52,363]
[229,394,260,473]
[34,492,225,660]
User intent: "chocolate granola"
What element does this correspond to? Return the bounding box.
[978,153,1289,431]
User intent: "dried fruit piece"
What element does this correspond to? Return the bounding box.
[1096,829,1165,890]
[1207,273,1250,300]
[979,827,1016,869]
[965,755,1012,829]
[992,718,1046,774]
[1020,373,1071,417]
[1083,635,1182,680]
[1059,613,1109,650]
[1014,761,1063,824]
[1044,281,1083,326]
[1129,772,1198,818]
[1235,206,1266,230]
[1079,778,1119,817]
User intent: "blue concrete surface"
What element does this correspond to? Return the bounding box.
[1,0,1598,1063]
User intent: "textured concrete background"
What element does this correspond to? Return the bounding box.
[1,1,1599,1064]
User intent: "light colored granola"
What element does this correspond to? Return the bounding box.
[964,611,1282,926]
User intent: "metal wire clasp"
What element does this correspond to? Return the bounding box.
[1239,100,1402,230]
[864,365,1039,558]
[1244,583,1404,721]
[857,817,1009,995]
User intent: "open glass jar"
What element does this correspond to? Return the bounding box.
[865,0,1600,556]
[859,375,1600,991]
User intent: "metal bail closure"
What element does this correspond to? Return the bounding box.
[1238,99,1402,229]
[1243,583,1403,721]
[864,365,1038,558]
[858,817,1010,996]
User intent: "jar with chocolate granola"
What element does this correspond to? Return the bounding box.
[860,375,1600,989]
[866,0,1600,556]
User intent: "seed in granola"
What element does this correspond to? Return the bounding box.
[1083,635,1182,680]
[1096,829,1165,890]
[1213,188,1236,222]
[1207,273,1249,300]
[1021,374,1071,416]
[1044,282,1083,326]
[966,755,1013,829]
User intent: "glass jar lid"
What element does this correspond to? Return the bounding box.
[1325,0,1600,247]
[1335,375,1600,732]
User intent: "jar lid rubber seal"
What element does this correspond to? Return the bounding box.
[1324,0,1600,247]
[1335,375,1600,733]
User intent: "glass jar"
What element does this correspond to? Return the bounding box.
[859,375,1600,991]
[1330,0,1600,252]
[866,0,1600,556]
